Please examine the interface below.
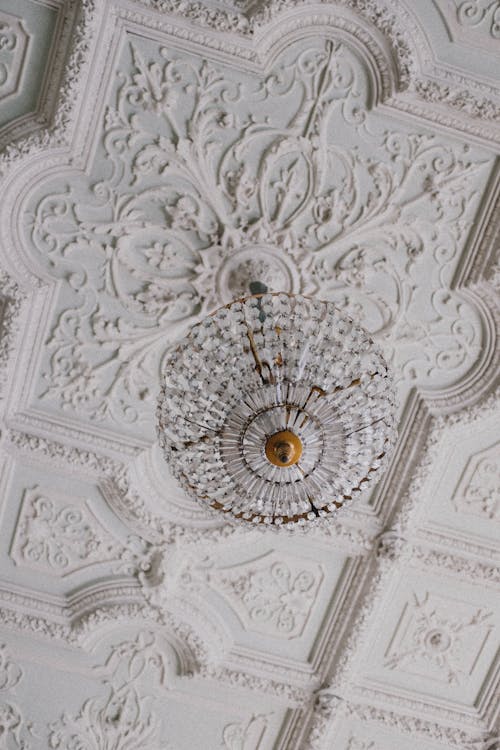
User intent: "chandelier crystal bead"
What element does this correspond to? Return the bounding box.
[157,292,397,528]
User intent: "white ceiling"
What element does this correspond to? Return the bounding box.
[0,0,498,748]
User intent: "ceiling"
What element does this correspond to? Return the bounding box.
[0,0,498,748]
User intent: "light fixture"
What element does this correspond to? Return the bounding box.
[157,292,397,528]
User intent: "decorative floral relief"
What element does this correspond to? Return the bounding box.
[0,645,22,691]
[49,632,170,749]
[26,36,491,438]
[222,714,270,750]
[0,12,30,100]
[97,631,170,688]
[456,0,500,38]
[0,648,30,749]
[48,686,160,750]
[452,442,500,520]
[384,591,493,684]
[10,486,126,576]
[204,552,323,638]
[0,5,497,748]
[0,702,34,750]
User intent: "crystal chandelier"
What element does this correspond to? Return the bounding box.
[157,292,397,528]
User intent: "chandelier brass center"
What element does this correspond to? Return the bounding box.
[265,430,303,467]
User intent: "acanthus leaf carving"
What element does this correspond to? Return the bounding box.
[9,483,156,583]
[48,686,161,750]
[187,550,324,639]
[24,37,492,442]
[48,630,176,749]
[10,485,127,577]
[0,6,498,749]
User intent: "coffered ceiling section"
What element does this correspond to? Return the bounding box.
[0,1,498,749]
[0,0,63,143]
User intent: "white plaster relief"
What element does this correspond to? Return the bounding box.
[452,442,500,521]
[222,713,270,749]
[300,691,486,750]
[0,702,34,750]
[48,690,161,749]
[22,36,493,447]
[46,629,277,749]
[10,485,127,576]
[205,551,324,639]
[384,591,493,685]
[0,645,34,750]
[48,632,168,749]
[0,644,22,691]
[341,701,483,748]
[0,2,498,749]
[0,12,30,102]
[455,0,500,38]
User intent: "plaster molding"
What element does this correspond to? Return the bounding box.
[0,580,148,645]
[0,12,30,103]
[222,713,271,750]
[0,643,22,691]
[10,484,128,577]
[454,0,500,40]
[0,2,498,746]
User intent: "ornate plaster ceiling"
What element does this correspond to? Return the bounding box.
[0,0,498,748]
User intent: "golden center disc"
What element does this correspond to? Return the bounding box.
[265,430,303,467]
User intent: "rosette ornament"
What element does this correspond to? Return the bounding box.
[157,293,397,528]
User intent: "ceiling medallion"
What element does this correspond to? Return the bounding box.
[215,244,303,303]
[157,291,397,528]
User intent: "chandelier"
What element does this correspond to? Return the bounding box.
[157,292,397,528]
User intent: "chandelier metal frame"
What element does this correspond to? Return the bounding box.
[157,292,397,529]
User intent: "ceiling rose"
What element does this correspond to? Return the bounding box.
[157,292,397,528]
